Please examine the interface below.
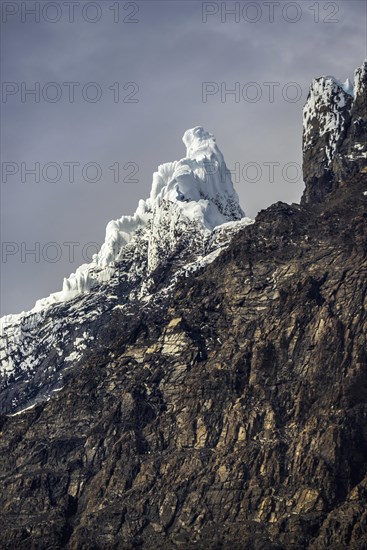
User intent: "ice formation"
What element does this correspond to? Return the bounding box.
[2,127,245,320]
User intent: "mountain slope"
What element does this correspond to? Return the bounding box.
[1,171,366,549]
[0,62,366,549]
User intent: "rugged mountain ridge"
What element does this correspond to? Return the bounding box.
[0,62,366,549]
[0,127,251,415]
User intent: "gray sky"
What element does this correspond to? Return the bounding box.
[1,0,366,315]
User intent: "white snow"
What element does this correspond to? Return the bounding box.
[5,126,244,319]
[93,127,243,272]
[340,78,354,96]
[64,351,81,363]
[8,403,37,416]
[153,216,254,291]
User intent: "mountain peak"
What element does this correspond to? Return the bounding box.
[3,127,244,318]
[0,128,250,411]
[302,61,367,204]
[182,126,216,159]
[60,126,244,305]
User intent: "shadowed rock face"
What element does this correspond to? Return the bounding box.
[1,172,366,549]
[0,64,366,549]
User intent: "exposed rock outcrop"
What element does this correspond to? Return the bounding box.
[302,60,366,204]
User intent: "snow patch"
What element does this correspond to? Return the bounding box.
[8,403,37,416]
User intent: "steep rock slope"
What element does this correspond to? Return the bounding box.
[1,172,366,549]
[0,63,366,549]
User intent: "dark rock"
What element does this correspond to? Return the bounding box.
[0,171,366,548]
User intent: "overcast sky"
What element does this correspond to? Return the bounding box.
[1,0,366,315]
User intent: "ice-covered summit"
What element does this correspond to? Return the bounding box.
[6,127,245,315]
[183,126,217,159]
[145,125,243,230]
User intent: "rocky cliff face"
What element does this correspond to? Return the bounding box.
[0,63,366,549]
[302,60,366,204]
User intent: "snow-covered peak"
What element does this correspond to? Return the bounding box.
[302,61,367,205]
[94,126,243,269]
[4,127,245,317]
[303,62,367,164]
[302,75,353,163]
[0,126,252,411]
